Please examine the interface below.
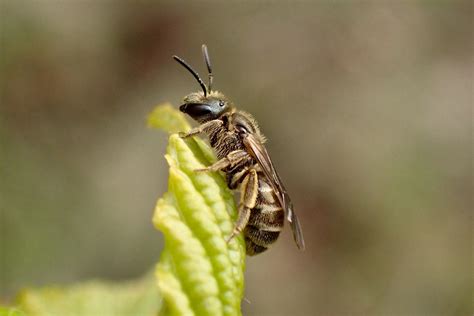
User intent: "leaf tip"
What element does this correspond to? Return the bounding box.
[147,103,191,134]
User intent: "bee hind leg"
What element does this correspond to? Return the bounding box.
[194,150,249,172]
[226,169,258,243]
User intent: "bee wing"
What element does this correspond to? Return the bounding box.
[243,134,305,250]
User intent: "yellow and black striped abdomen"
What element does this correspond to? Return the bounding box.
[245,174,285,256]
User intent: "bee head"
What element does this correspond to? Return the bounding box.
[173,45,231,123]
[180,91,231,123]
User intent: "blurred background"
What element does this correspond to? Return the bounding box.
[1,1,471,315]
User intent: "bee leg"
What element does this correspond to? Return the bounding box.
[178,119,223,138]
[194,150,249,172]
[226,169,258,243]
[228,167,248,189]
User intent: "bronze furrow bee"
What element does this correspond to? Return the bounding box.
[173,45,305,255]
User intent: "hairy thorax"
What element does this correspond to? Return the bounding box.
[204,110,264,160]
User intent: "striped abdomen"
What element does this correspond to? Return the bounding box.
[244,173,284,255]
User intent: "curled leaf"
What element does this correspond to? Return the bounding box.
[150,104,246,316]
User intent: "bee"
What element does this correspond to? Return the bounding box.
[173,45,305,255]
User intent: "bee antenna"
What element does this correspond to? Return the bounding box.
[201,44,213,92]
[173,55,208,96]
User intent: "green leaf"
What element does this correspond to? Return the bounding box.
[0,306,26,316]
[10,273,160,316]
[147,103,191,134]
[150,104,246,316]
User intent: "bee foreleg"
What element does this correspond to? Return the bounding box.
[178,119,223,138]
[226,169,258,243]
[195,150,249,172]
